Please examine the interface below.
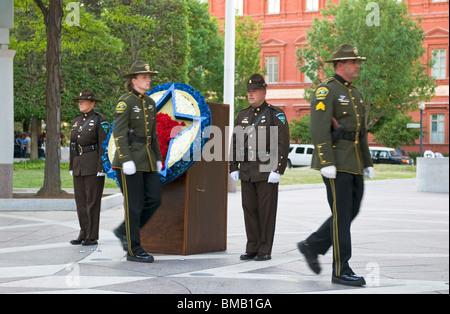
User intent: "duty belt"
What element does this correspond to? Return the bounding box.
[339,132,357,141]
[131,134,152,145]
[335,131,364,142]
[71,143,98,156]
[238,148,270,162]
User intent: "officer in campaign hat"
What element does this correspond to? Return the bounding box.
[112,61,163,263]
[230,74,290,261]
[324,43,367,63]
[297,44,374,286]
[69,88,109,246]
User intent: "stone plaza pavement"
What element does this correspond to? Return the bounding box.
[0,178,448,295]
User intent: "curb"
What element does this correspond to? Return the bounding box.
[0,191,123,211]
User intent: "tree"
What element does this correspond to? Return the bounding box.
[33,0,65,196]
[297,0,436,133]
[12,0,123,193]
[371,114,421,148]
[101,0,191,85]
[186,0,224,102]
[11,1,47,159]
[290,114,311,144]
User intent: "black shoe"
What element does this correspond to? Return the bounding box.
[70,238,83,245]
[254,253,271,261]
[82,239,98,246]
[240,252,257,260]
[127,252,154,263]
[332,274,366,287]
[298,241,321,274]
[113,228,128,251]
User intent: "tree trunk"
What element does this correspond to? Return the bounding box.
[30,117,39,160]
[36,0,66,196]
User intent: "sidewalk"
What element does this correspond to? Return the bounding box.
[0,179,448,294]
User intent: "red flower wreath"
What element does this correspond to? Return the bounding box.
[157,113,186,170]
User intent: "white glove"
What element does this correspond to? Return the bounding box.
[230,171,239,182]
[97,172,106,177]
[156,161,163,172]
[69,170,73,176]
[363,167,374,180]
[268,172,281,184]
[321,166,337,179]
[122,161,137,175]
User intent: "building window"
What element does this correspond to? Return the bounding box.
[431,49,447,79]
[431,114,445,143]
[268,0,280,14]
[265,56,279,84]
[303,60,313,83]
[306,0,319,12]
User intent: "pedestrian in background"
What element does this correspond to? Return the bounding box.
[17,133,28,158]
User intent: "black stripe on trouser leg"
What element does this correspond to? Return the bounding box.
[306,173,363,277]
[120,171,134,257]
[116,170,162,257]
[330,179,341,277]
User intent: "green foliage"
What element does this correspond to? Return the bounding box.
[11,0,124,123]
[13,159,47,170]
[234,16,263,113]
[297,0,436,134]
[290,114,312,144]
[186,0,224,102]
[371,114,421,148]
[100,0,191,85]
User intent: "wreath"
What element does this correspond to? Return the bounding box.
[102,83,211,186]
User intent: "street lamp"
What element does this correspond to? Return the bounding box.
[418,101,426,157]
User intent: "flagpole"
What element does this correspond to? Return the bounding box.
[224,0,235,191]
[224,0,235,141]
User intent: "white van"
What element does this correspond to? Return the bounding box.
[288,144,314,167]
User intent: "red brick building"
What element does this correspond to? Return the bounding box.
[207,0,449,154]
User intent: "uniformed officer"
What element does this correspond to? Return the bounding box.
[69,88,109,246]
[230,74,290,261]
[297,44,374,286]
[112,61,163,263]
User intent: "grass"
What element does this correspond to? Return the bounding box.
[242,164,417,186]
[13,160,119,189]
[13,159,416,189]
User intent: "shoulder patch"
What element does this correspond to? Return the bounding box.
[101,121,110,133]
[316,102,326,111]
[276,112,286,124]
[315,87,329,100]
[116,102,127,114]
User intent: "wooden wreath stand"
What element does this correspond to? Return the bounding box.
[140,102,229,255]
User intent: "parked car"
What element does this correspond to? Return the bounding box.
[369,147,415,165]
[288,144,314,167]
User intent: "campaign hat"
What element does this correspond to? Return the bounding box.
[123,60,158,78]
[247,74,267,89]
[325,44,367,63]
[72,88,102,103]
